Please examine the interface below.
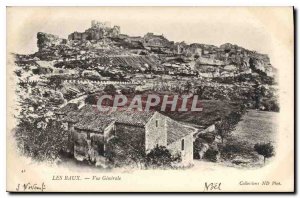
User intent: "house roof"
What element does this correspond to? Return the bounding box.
[111,110,155,126]
[166,118,194,145]
[63,105,156,132]
[62,104,96,123]
[63,104,194,143]
[56,103,78,115]
[74,115,115,132]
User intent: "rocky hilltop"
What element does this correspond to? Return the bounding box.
[33,20,276,80]
[9,19,276,88]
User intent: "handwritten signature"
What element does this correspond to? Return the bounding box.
[16,182,46,192]
[204,182,222,191]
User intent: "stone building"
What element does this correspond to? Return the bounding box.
[58,104,194,167]
[143,33,173,48]
[68,20,120,41]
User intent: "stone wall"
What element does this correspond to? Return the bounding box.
[115,123,146,153]
[167,133,194,165]
[145,112,168,152]
[73,129,105,164]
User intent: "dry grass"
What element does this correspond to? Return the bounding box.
[220,110,279,167]
[231,110,278,145]
[164,100,240,127]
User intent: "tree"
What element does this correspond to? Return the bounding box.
[194,54,200,59]
[252,82,267,109]
[120,87,135,95]
[254,143,275,164]
[183,81,192,93]
[48,76,63,91]
[226,111,242,126]
[239,104,247,115]
[103,84,116,95]
[216,111,242,144]
[215,120,232,144]
[63,90,77,101]
[15,119,68,162]
[194,85,206,99]
[85,93,100,105]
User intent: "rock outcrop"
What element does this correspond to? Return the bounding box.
[183,43,275,77]
[37,32,66,51]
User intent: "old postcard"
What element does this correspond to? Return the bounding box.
[6,7,294,192]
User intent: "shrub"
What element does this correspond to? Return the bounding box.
[198,132,215,144]
[85,94,99,105]
[105,137,146,168]
[15,119,68,162]
[193,138,209,159]
[104,84,116,95]
[48,75,63,91]
[146,145,181,168]
[220,143,244,160]
[204,147,219,162]
[63,91,77,101]
[120,87,135,95]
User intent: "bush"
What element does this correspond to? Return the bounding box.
[197,132,216,144]
[48,75,63,91]
[146,145,181,168]
[104,84,116,95]
[220,143,244,160]
[15,119,68,162]
[204,147,219,162]
[222,143,242,153]
[63,91,77,101]
[105,137,146,168]
[193,138,209,159]
[120,87,135,95]
[261,100,280,112]
[85,94,99,105]
[219,140,255,159]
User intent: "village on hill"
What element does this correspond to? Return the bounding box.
[12,20,279,169]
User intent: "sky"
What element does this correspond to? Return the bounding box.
[7,7,293,68]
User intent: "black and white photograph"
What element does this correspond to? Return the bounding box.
[5,6,294,192]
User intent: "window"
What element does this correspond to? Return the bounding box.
[112,125,116,136]
[87,132,90,140]
[181,139,184,151]
[156,120,158,127]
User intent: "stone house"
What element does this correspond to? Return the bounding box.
[58,104,195,167]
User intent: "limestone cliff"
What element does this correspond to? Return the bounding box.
[189,43,275,77]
